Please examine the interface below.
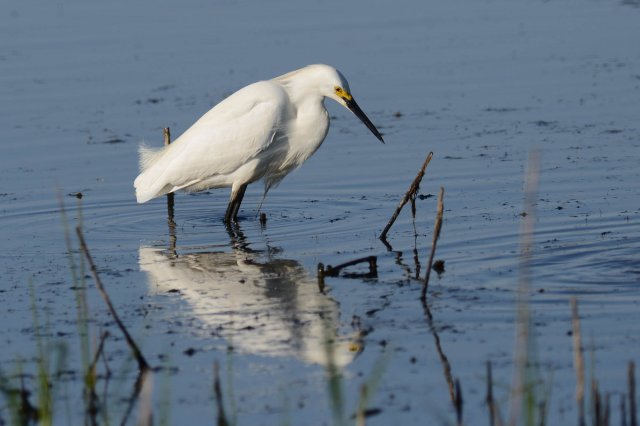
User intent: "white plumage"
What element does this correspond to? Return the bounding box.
[134,64,383,223]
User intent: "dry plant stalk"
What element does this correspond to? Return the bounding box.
[454,379,463,426]
[163,127,171,146]
[571,297,586,426]
[76,227,150,371]
[421,186,444,300]
[379,151,433,241]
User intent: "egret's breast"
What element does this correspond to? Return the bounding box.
[261,99,329,190]
[285,104,330,167]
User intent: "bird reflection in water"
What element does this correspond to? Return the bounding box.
[139,223,363,367]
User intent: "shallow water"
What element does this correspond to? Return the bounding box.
[2,0,640,424]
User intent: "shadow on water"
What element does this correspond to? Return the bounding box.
[139,221,364,367]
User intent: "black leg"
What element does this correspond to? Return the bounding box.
[224,184,247,223]
[230,184,247,221]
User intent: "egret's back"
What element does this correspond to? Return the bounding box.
[134,80,289,203]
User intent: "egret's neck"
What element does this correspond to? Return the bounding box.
[284,86,325,114]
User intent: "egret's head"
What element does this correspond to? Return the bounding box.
[309,64,384,143]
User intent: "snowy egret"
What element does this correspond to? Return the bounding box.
[134,64,384,223]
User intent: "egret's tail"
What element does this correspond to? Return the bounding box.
[134,144,173,203]
[139,144,164,172]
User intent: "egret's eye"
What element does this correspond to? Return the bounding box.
[334,86,352,101]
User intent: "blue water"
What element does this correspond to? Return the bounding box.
[1,0,639,424]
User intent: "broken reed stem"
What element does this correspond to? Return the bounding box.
[164,127,174,209]
[379,151,433,241]
[421,186,444,301]
[571,297,586,426]
[75,227,150,371]
[163,127,178,256]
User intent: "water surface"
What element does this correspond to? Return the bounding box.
[1,0,639,424]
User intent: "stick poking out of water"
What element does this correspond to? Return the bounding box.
[486,361,505,426]
[164,127,174,209]
[421,186,444,301]
[454,379,463,426]
[164,128,178,256]
[323,256,377,278]
[76,227,150,371]
[379,151,433,242]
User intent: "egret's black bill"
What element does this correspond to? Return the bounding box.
[346,98,385,143]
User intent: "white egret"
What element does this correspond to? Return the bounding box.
[134,64,384,223]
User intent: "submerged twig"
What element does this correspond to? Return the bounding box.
[379,151,433,242]
[75,227,150,372]
[323,256,377,278]
[421,186,444,301]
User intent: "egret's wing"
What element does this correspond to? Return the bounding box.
[134,81,288,202]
